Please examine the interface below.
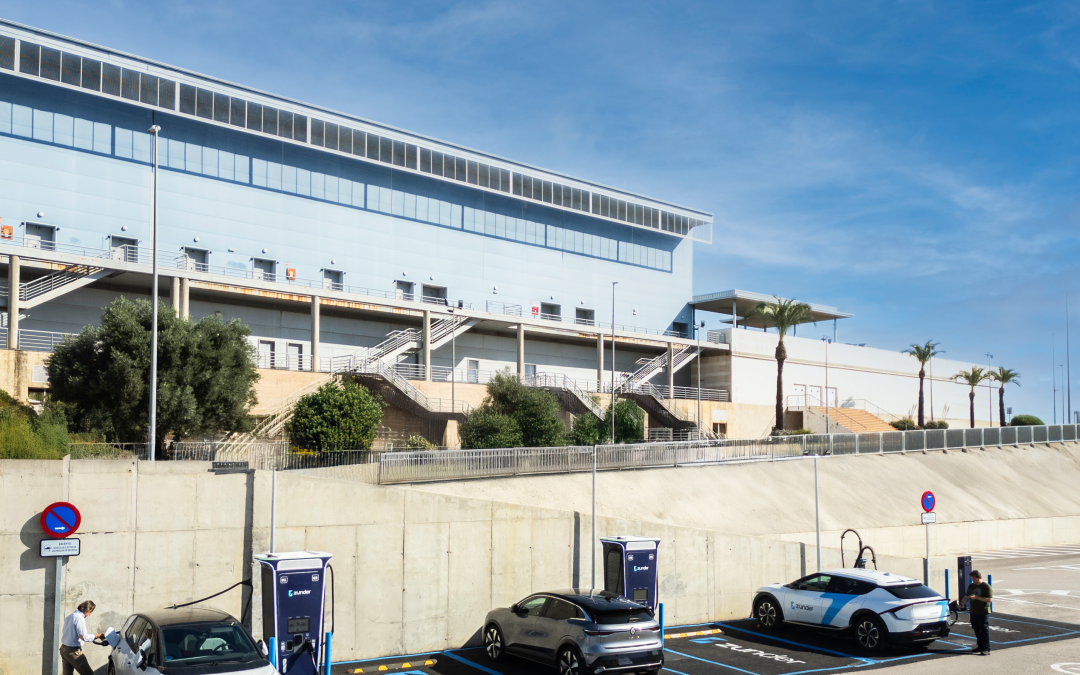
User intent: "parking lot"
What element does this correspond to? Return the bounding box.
[331,545,1080,675]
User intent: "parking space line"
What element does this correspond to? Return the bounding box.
[443,650,509,675]
[334,652,443,666]
[715,624,874,664]
[663,648,762,675]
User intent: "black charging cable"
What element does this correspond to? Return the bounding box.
[165,579,254,624]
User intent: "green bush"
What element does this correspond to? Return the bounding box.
[459,409,523,449]
[923,420,950,429]
[890,418,919,431]
[288,379,384,450]
[406,434,437,450]
[606,399,645,444]
[1010,414,1044,426]
[772,428,812,436]
[571,410,610,446]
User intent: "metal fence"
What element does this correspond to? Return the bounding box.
[374,423,1080,484]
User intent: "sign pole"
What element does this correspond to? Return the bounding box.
[52,556,63,675]
[925,522,930,585]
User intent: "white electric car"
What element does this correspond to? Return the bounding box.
[752,569,949,652]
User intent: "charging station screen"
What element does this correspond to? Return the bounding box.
[287,617,310,634]
[633,589,648,602]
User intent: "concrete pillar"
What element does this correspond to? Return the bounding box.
[179,277,190,320]
[596,333,604,390]
[423,310,431,381]
[517,324,525,379]
[171,276,181,317]
[6,255,19,349]
[311,295,321,372]
[667,342,674,400]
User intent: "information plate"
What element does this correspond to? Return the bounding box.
[921,512,937,524]
[40,538,80,557]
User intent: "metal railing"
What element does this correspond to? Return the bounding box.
[652,385,729,402]
[353,357,470,414]
[522,372,606,418]
[374,423,1080,484]
[486,300,522,316]
[19,264,104,302]
[706,330,729,344]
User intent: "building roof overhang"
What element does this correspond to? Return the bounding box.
[690,289,852,329]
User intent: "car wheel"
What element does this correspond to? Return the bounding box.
[484,624,505,662]
[854,615,888,653]
[557,646,584,675]
[754,596,784,630]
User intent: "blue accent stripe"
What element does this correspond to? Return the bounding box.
[662,648,761,675]
[443,650,509,675]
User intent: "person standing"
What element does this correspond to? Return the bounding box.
[60,600,104,675]
[965,570,994,655]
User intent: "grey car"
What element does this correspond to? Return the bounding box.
[482,590,663,675]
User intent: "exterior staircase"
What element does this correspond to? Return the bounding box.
[524,373,605,419]
[349,358,470,421]
[620,382,716,439]
[617,344,697,392]
[811,407,893,433]
[221,373,333,447]
[20,264,114,308]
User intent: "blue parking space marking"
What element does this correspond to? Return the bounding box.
[334,651,443,666]
[443,650,507,675]
[712,624,875,664]
[664,649,762,675]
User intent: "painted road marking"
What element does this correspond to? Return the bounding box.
[352,660,436,673]
[665,629,723,639]
[970,544,1080,560]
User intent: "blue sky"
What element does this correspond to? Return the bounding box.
[3,0,1079,421]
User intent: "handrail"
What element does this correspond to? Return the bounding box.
[19,264,104,302]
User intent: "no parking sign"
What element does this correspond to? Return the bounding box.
[40,502,81,538]
[921,491,936,513]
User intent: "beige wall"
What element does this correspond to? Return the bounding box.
[250,368,329,415]
[0,349,51,401]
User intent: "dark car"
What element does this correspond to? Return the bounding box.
[482,589,663,675]
[108,607,274,675]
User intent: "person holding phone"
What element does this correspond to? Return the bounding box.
[965,571,994,655]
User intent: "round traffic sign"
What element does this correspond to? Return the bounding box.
[921,491,936,513]
[40,502,81,538]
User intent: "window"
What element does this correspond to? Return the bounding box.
[884,584,940,600]
[322,269,343,291]
[24,224,56,251]
[0,35,13,71]
[421,284,447,305]
[525,364,537,377]
[126,617,149,651]
[252,258,276,282]
[395,280,414,301]
[671,322,688,337]
[183,247,209,272]
[793,574,831,592]
[467,359,479,383]
[287,343,304,371]
[712,423,727,436]
[540,303,561,321]
[827,577,876,595]
[160,622,260,667]
[258,340,276,369]
[110,235,138,263]
[544,599,583,621]
[575,308,595,326]
[516,596,548,617]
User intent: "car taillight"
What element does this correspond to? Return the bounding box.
[584,630,619,636]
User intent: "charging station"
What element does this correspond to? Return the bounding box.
[601,536,661,610]
[957,555,973,601]
[255,551,333,673]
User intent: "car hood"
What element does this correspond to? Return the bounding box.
[755,583,786,595]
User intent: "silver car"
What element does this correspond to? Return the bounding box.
[482,589,663,675]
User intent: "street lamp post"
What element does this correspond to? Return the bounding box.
[448,307,456,415]
[148,125,161,461]
[821,336,830,435]
[611,282,617,444]
[696,320,704,437]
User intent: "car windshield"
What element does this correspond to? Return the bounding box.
[883,583,939,599]
[161,622,261,666]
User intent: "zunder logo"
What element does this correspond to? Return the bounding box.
[288,589,312,598]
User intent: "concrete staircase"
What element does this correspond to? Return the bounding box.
[812,407,893,433]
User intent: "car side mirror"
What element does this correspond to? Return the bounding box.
[257,640,269,658]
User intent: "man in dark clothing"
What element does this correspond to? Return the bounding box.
[966,570,994,655]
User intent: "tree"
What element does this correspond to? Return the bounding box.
[459,409,523,449]
[745,297,814,433]
[953,367,989,429]
[47,297,259,453]
[988,367,1020,427]
[459,370,565,448]
[606,399,645,443]
[901,340,943,428]
[571,406,610,446]
[288,378,384,450]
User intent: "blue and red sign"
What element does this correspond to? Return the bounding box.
[921,491,936,513]
[40,502,81,538]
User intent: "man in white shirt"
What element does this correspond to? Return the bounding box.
[60,600,103,675]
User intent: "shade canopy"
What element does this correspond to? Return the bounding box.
[691,289,852,330]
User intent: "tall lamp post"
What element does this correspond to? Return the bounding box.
[821,336,831,435]
[148,125,161,461]
[448,306,456,416]
[985,352,993,426]
[610,282,617,444]
[696,320,704,437]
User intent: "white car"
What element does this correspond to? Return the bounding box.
[108,608,276,675]
[752,569,950,652]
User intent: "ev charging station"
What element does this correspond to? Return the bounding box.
[957,555,973,601]
[255,551,333,673]
[601,536,661,610]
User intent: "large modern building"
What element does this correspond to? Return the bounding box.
[0,20,995,445]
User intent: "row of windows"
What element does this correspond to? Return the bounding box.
[180,84,307,143]
[513,174,591,213]
[252,158,362,204]
[0,102,111,154]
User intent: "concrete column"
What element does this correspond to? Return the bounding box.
[423,310,431,381]
[517,323,525,379]
[7,255,19,349]
[667,342,674,400]
[179,277,190,320]
[171,276,181,317]
[596,333,604,390]
[311,295,321,372]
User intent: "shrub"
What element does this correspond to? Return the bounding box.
[571,411,610,446]
[606,399,645,444]
[923,420,950,429]
[406,434,436,450]
[288,379,384,450]
[890,418,919,431]
[1010,414,1044,426]
[459,409,522,449]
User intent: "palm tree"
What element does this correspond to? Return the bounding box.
[901,341,943,428]
[954,367,989,428]
[746,297,814,433]
[989,367,1020,427]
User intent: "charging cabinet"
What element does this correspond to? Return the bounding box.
[957,555,973,601]
[601,536,661,610]
[255,551,332,671]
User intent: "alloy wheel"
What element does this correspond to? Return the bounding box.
[757,601,777,627]
[484,627,502,659]
[856,620,880,649]
[559,649,581,675]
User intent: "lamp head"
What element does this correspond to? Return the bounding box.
[148,125,161,134]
